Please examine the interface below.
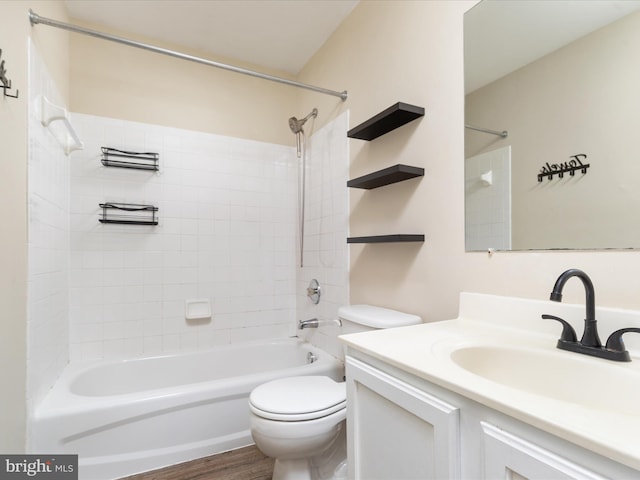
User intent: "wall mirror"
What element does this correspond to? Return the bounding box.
[464,0,640,251]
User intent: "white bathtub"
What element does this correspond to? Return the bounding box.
[31,338,344,480]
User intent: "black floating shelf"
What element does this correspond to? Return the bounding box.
[348,164,424,189]
[347,102,425,141]
[101,147,159,171]
[347,234,425,244]
[99,203,159,225]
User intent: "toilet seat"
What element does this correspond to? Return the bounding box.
[249,376,346,421]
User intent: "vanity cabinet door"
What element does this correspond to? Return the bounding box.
[346,356,460,480]
[481,422,608,480]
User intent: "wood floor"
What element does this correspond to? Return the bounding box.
[120,445,274,480]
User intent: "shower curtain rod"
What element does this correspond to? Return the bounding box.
[465,124,508,138]
[28,10,348,101]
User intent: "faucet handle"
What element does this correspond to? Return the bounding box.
[605,328,640,353]
[542,314,577,343]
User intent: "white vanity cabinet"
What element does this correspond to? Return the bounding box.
[345,355,460,479]
[345,349,639,480]
[479,422,610,480]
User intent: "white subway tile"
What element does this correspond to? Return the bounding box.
[143,336,163,355]
[61,112,348,360]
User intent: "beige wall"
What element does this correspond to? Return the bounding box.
[1,0,69,453]
[69,20,298,146]
[466,11,640,250]
[300,0,640,320]
[298,0,472,322]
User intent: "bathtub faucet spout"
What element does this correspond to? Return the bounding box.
[298,318,342,329]
[298,318,319,329]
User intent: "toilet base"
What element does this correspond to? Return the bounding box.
[273,458,311,480]
[271,426,347,480]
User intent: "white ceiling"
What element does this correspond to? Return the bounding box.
[63,0,359,75]
[465,0,640,93]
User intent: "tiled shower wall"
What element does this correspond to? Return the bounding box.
[27,41,70,411]
[297,113,350,359]
[29,48,348,380]
[465,145,511,251]
[68,115,299,360]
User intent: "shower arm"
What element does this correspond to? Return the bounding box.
[290,108,318,136]
[28,10,348,102]
[300,109,318,124]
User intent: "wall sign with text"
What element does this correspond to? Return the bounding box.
[538,154,590,182]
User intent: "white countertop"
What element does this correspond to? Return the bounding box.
[340,293,640,471]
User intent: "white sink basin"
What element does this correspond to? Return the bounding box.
[450,345,640,414]
[341,293,640,470]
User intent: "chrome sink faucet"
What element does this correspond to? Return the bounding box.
[543,268,640,362]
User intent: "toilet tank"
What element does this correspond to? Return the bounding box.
[338,305,421,334]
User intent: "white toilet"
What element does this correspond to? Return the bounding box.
[249,305,421,480]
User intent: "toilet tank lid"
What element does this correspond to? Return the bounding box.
[338,305,421,328]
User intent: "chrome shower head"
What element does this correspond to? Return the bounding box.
[288,108,318,134]
[289,116,302,134]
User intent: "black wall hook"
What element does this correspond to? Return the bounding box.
[0,50,20,99]
[538,154,589,182]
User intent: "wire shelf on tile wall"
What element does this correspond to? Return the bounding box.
[101,147,159,171]
[99,203,159,225]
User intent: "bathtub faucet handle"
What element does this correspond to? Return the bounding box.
[307,279,321,304]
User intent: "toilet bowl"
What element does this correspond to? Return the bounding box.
[249,305,422,480]
[249,376,347,480]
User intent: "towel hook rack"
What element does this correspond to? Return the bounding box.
[0,49,19,99]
